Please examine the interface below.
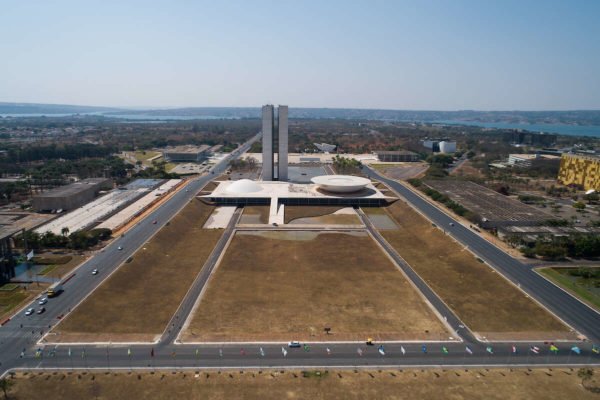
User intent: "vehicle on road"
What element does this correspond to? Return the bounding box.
[288,341,301,348]
[25,308,34,316]
[47,284,63,298]
[449,222,454,227]
[37,307,46,314]
[38,298,48,305]
[92,268,99,275]
[153,220,157,224]
[118,246,123,250]
[366,338,374,346]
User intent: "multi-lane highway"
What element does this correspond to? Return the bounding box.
[0,133,260,375]
[1,145,599,377]
[364,166,600,344]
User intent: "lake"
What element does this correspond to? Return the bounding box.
[433,120,600,138]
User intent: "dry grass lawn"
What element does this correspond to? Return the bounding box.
[6,368,600,400]
[183,230,448,342]
[284,206,345,224]
[366,201,571,340]
[240,205,270,224]
[53,199,223,342]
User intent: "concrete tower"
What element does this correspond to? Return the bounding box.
[261,104,288,181]
[261,105,274,180]
[277,105,288,181]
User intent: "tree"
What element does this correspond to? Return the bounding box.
[61,227,70,237]
[0,378,14,400]
[573,201,586,211]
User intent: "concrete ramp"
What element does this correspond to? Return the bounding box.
[268,197,284,225]
[203,206,237,229]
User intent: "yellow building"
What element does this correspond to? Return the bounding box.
[558,153,600,190]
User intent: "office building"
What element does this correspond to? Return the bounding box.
[162,145,210,163]
[261,105,288,181]
[32,178,112,212]
[375,150,420,162]
[558,153,600,190]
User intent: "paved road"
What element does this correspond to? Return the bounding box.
[364,166,600,343]
[0,133,260,375]
[2,142,600,376]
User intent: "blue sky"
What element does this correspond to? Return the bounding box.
[1,0,599,110]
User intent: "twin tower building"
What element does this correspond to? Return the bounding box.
[261,104,288,181]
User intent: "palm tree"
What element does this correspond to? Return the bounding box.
[0,378,14,400]
[61,227,70,237]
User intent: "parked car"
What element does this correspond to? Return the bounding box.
[288,341,301,348]
[38,297,48,305]
[25,308,34,316]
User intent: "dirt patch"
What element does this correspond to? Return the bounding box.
[240,206,270,224]
[7,368,599,400]
[284,206,345,224]
[53,199,223,342]
[371,163,429,180]
[369,201,572,340]
[182,230,448,342]
[289,208,362,225]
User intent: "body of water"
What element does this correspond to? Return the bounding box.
[433,120,600,138]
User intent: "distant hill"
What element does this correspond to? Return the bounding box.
[108,107,600,125]
[0,102,121,115]
[2,102,600,125]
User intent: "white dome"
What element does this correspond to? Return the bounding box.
[226,179,262,194]
[311,175,371,193]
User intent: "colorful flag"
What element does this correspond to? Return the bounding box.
[400,346,406,355]
[195,348,199,357]
[511,345,517,354]
[81,350,86,359]
[442,346,449,354]
[357,348,363,356]
[281,347,287,357]
[592,345,599,354]
[465,346,473,355]
[326,348,331,355]
[127,348,131,356]
[571,346,581,355]
[486,346,493,354]
[549,345,559,353]
[530,346,540,354]
[421,345,427,354]
[260,347,266,357]
[378,345,386,356]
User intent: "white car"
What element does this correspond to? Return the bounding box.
[288,341,301,348]
[38,298,48,305]
[92,269,99,275]
[118,246,123,251]
[25,308,34,316]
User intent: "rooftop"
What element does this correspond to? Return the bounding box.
[162,145,210,154]
[34,178,111,198]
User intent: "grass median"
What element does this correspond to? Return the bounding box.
[365,200,572,340]
[53,199,223,342]
[182,230,448,342]
[5,368,599,400]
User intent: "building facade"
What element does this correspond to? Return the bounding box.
[261,105,288,181]
[162,145,210,162]
[32,178,112,212]
[375,150,420,162]
[558,153,600,190]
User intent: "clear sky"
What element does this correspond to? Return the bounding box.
[1,0,599,110]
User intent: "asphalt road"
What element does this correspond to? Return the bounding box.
[364,166,600,344]
[2,141,599,376]
[0,133,260,375]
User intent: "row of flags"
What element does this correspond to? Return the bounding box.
[32,343,600,359]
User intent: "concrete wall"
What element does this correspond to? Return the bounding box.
[262,105,274,180]
[278,105,288,181]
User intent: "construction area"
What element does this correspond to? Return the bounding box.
[181,230,449,342]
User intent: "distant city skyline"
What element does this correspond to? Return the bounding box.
[1,0,599,110]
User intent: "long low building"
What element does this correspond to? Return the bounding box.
[36,179,162,235]
[96,179,183,231]
[375,150,420,162]
[32,178,112,212]
[202,176,392,207]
